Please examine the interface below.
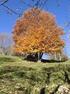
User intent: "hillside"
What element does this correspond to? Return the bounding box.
[0,55,70,94]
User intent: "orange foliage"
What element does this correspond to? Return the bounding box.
[13,8,64,54]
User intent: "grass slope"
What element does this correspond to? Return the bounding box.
[0,55,70,94]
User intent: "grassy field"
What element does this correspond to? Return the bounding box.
[0,55,70,94]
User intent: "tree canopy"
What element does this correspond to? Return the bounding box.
[13,8,64,54]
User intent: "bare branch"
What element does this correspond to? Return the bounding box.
[2,4,21,16]
[0,0,9,6]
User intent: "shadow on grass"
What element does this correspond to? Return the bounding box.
[24,54,38,62]
[42,59,68,63]
[41,59,64,63]
[24,56,66,63]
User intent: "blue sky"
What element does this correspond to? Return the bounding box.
[0,0,70,57]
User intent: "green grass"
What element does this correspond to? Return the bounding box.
[0,55,70,94]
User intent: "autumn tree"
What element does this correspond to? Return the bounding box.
[13,8,64,60]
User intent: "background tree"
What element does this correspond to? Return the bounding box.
[0,33,13,55]
[13,8,64,60]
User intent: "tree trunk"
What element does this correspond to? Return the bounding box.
[58,53,61,61]
[54,52,57,61]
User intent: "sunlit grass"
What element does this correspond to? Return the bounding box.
[0,55,70,94]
